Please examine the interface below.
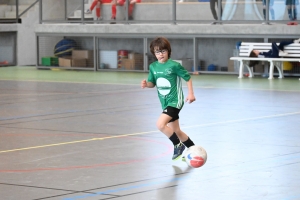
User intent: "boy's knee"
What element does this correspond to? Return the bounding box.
[173,129,182,135]
[156,121,165,131]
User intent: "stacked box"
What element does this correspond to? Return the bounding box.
[58,57,87,68]
[58,50,94,68]
[121,53,144,70]
[58,57,72,67]
[72,59,87,67]
[72,50,94,68]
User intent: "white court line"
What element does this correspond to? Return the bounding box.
[0,78,139,86]
[182,111,300,129]
[0,79,300,96]
[0,111,299,154]
[1,78,300,93]
[0,89,143,97]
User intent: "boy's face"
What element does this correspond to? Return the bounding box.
[154,47,168,63]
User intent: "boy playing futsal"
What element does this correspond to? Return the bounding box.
[141,37,196,160]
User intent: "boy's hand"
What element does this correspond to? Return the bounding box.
[185,94,196,104]
[141,79,147,88]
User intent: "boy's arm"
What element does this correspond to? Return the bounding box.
[185,78,196,103]
[141,79,155,88]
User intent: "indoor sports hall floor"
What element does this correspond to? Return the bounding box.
[0,66,300,200]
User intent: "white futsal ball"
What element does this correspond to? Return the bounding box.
[184,146,207,168]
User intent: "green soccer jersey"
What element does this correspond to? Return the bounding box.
[147,59,191,110]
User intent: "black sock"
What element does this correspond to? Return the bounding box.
[182,137,195,148]
[169,132,180,146]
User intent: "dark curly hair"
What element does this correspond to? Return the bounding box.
[150,37,172,58]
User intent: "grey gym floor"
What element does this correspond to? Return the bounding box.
[0,67,300,200]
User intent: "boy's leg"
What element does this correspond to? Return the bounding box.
[86,0,97,13]
[168,120,195,148]
[168,120,188,142]
[111,0,125,23]
[269,0,275,20]
[274,41,293,57]
[262,0,266,19]
[96,8,101,19]
[210,0,218,20]
[111,3,117,19]
[168,120,195,161]
[271,42,279,57]
[110,0,117,23]
[156,113,174,138]
[128,3,135,19]
[270,8,275,20]
[288,7,293,20]
[156,114,185,160]
[90,0,98,10]
[95,1,101,19]
[111,0,124,18]
[218,0,223,19]
[278,40,294,50]
[128,0,138,19]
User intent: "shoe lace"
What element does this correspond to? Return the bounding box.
[174,143,182,153]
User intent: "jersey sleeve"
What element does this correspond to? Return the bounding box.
[175,62,191,81]
[147,64,156,85]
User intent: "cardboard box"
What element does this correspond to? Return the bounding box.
[72,50,93,59]
[72,50,94,68]
[59,57,87,67]
[130,53,144,70]
[121,53,144,70]
[121,59,134,70]
[59,57,72,67]
[72,59,87,67]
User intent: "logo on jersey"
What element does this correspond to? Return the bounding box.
[157,77,171,96]
[165,68,172,75]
